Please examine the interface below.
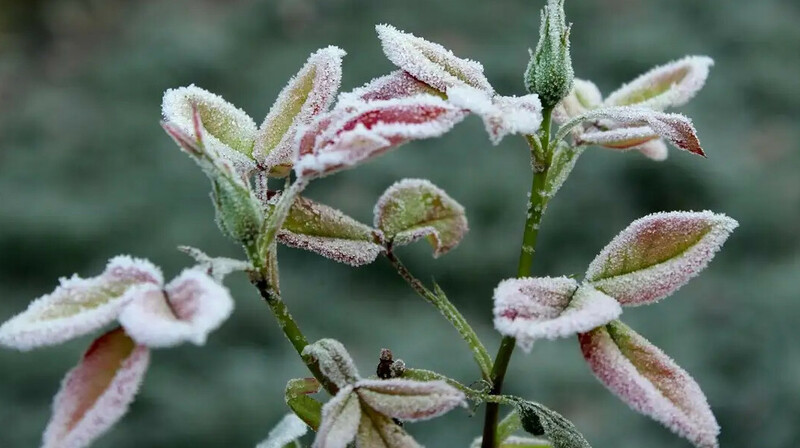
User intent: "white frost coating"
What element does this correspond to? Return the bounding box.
[580,322,719,448]
[631,139,669,161]
[254,46,346,173]
[302,339,360,388]
[43,329,150,448]
[162,85,257,173]
[314,386,361,448]
[604,56,714,111]
[355,378,466,422]
[0,256,162,351]
[278,232,384,267]
[255,413,309,448]
[447,85,542,144]
[375,24,494,93]
[493,278,621,352]
[355,410,422,448]
[577,126,659,149]
[586,211,738,306]
[118,269,234,348]
[553,78,602,124]
[339,70,436,103]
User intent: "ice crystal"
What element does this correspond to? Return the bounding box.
[255,413,309,448]
[375,24,494,94]
[447,85,543,144]
[579,321,719,448]
[374,179,468,257]
[586,211,738,306]
[42,328,149,448]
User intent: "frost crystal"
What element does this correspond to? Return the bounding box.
[256,413,309,448]
[493,277,621,352]
[375,24,494,94]
[42,328,149,448]
[0,256,162,351]
[604,56,714,111]
[447,86,543,144]
[295,96,467,178]
[339,70,441,103]
[374,179,468,257]
[579,321,719,448]
[586,211,738,306]
[254,46,346,177]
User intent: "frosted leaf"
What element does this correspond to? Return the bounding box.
[375,24,493,93]
[586,211,738,306]
[447,85,543,144]
[314,386,361,448]
[118,269,234,348]
[576,126,659,150]
[286,378,324,430]
[515,400,591,448]
[356,408,421,448]
[493,278,621,352]
[374,179,468,257]
[42,327,149,448]
[162,85,257,173]
[553,79,602,124]
[302,339,360,388]
[178,246,251,282]
[631,139,669,161]
[604,56,714,111]
[0,256,162,351]
[254,46,346,177]
[255,413,309,448]
[544,143,582,197]
[579,321,719,448]
[278,195,384,266]
[340,70,441,103]
[295,96,467,178]
[355,378,466,422]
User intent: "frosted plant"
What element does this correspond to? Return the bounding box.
[0,1,738,447]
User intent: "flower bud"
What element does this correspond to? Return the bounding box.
[210,166,264,245]
[524,0,574,109]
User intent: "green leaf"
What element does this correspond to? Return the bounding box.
[514,400,591,448]
[285,378,323,431]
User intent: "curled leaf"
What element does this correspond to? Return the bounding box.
[544,143,583,197]
[553,78,602,124]
[447,85,542,144]
[515,400,591,448]
[302,339,360,388]
[256,413,309,448]
[375,24,493,93]
[340,70,441,103]
[586,211,738,306]
[493,278,620,352]
[576,126,659,150]
[278,195,384,266]
[42,328,149,448]
[314,386,362,448]
[286,378,323,431]
[118,269,234,348]
[355,378,466,422]
[631,139,669,162]
[0,256,162,351]
[254,46,346,176]
[374,179,468,257]
[604,56,713,110]
[579,321,719,448]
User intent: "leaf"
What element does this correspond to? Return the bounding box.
[631,139,669,162]
[604,56,714,110]
[254,46,346,176]
[515,400,591,448]
[302,339,360,388]
[118,269,234,348]
[493,278,621,352]
[340,70,442,103]
[42,327,150,448]
[355,378,466,421]
[576,126,659,150]
[313,387,361,448]
[579,321,719,448]
[447,85,542,144]
[255,413,309,448]
[0,256,162,351]
[544,143,583,197]
[178,246,252,282]
[585,211,738,306]
[294,95,467,178]
[286,378,323,431]
[278,195,384,266]
[356,406,421,448]
[375,24,493,93]
[374,179,468,257]
[162,85,257,172]
[553,79,602,124]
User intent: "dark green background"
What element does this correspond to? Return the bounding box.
[0,0,798,447]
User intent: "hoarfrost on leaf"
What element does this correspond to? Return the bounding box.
[356,407,422,448]
[255,413,309,448]
[339,70,441,103]
[447,85,543,144]
[375,24,494,94]
[579,321,719,448]
[42,327,149,448]
[302,339,360,388]
[314,386,362,448]
[355,378,466,421]
[374,179,468,257]
[514,400,591,448]
[0,256,162,351]
[576,126,659,150]
[585,211,738,306]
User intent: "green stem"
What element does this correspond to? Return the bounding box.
[386,251,494,383]
[401,368,515,405]
[481,107,554,448]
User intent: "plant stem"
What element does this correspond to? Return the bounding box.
[386,251,494,383]
[481,108,554,448]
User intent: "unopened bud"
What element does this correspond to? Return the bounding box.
[211,168,264,245]
[524,0,574,109]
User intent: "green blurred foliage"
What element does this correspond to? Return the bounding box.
[0,0,798,447]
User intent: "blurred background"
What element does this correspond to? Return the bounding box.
[0,0,798,447]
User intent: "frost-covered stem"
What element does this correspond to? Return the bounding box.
[386,250,493,383]
[482,107,554,448]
